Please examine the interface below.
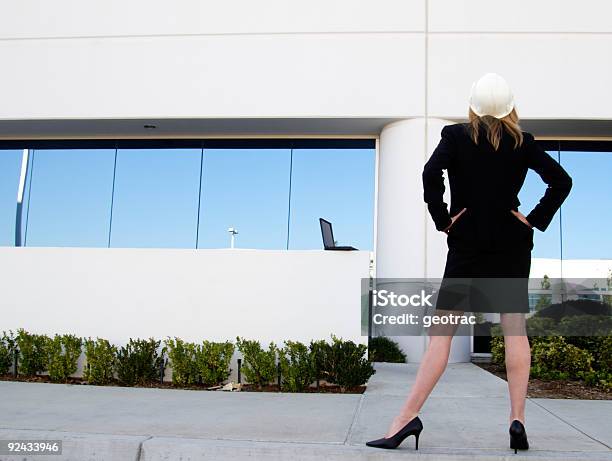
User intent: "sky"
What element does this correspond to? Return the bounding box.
[0,147,609,259]
[518,150,611,260]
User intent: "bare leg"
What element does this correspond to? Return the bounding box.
[501,313,530,425]
[384,310,462,437]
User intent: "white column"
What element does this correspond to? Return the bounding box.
[376,118,470,363]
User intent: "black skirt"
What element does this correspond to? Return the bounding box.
[436,208,533,313]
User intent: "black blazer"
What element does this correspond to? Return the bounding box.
[422,123,572,233]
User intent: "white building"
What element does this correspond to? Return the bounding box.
[1,1,611,362]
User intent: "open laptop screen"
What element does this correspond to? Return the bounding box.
[319,218,335,249]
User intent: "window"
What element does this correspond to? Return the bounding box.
[288,148,375,250]
[524,139,612,282]
[22,149,116,247]
[197,149,291,249]
[110,148,202,248]
[0,140,376,251]
[559,151,612,260]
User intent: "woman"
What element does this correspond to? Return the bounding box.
[366,73,572,453]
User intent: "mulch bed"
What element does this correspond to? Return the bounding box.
[1,374,185,389]
[0,375,365,394]
[476,363,611,400]
[240,383,366,394]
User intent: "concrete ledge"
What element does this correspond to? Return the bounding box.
[0,428,147,461]
[142,436,612,460]
[3,429,608,461]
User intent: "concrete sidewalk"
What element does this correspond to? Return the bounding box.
[0,363,610,460]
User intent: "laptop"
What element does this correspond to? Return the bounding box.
[319,218,358,251]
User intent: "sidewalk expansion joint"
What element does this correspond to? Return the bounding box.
[529,398,612,450]
[344,392,365,444]
[136,435,153,461]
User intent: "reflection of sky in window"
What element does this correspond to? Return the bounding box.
[288,149,375,250]
[110,148,202,248]
[22,149,116,247]
[0,146,376,250]
[519,149,612,261]
[197,149,291,249]
[559,151,611,260]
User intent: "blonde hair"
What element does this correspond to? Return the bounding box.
[467,107,524,151]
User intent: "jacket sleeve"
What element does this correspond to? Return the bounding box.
[422,125,454,232]
[524,132,573,232]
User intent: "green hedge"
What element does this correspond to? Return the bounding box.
[164,338,234,387]
[321,335,376,389]
[368,336,406,363]
[84,338,117,385]
[116,338,165,386]
[236,335,376,391]
[196,340,235,387]
[235,337,277,389]
[490,333,611,390]
[530,336,593,380]
[0,330,16,375]
[278,340,314,392]
[164,338,198,386]
[47,334,82,383]
[3,329,376,392]
[16,329,51,376]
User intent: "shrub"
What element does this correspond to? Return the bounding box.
[47,334,82,383]
[490,335,505,365]
[576,370,612,390]
[489,331,611,389]
[490,324,503,337]
[321,335,375,390]
[165,338,235,387]
[536,299,611,322]
[367,337,406,363]
[278,341,314,392]
[16,329,50,376]
[84,338,117,385]
[165,338,198,386]
[195,341,234,387]
[557,315,612,337]
[567,335,612,374]
[595,336,612,372]
[116,338,165,386]
[0,330,16,375]
[236,337,276,389]
[309,339,327,384]
[530,336,593,380]
[564,335,605,362]
[526,317,558,336]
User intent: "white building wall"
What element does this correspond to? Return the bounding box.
[0,0,425,121]
[0,247,370,346]
[1,1,611,121]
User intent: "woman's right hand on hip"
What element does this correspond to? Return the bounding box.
[443,208,467,234]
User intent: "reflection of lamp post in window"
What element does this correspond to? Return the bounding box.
[228,227,238,249]
[15,149,30,247]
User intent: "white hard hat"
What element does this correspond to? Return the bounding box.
[469,72,515,119]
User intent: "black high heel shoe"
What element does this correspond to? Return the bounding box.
[509,420,529,454]
[365,416,423,450]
